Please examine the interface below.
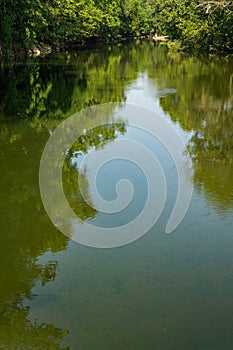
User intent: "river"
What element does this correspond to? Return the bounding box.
[0,41,233,349]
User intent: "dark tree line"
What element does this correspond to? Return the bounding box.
[0,0,233,57]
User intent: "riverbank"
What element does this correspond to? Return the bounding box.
[0,35,154,60]
[1,0,232,61]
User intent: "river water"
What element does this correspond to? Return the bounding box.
[0,41,233,349]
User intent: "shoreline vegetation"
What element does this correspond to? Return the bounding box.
[0,0,233,60]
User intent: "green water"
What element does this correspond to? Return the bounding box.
[0,41,233,349]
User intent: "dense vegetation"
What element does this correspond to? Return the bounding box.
[0,0,233,57]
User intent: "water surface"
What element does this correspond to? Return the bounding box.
[0,42,233,349]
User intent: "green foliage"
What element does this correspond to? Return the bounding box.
[0,0,232,55]
[0,0,154,56]
[167,40,183,53]
[153,0,233,52]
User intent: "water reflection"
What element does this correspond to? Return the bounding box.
[0,42,233,349]
[0,43,148,347]
[63,123,126,221]
[156,54,233,210]
[0,121,70,347]
[1,43,232,214]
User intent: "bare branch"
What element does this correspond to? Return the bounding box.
[196,0,233,13]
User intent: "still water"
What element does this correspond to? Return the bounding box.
[0,41,233,349]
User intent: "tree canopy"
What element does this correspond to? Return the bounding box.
[0,0,233,56]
